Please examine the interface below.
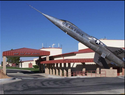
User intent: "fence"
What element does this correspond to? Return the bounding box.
[63,70,106,77]
[48,69,117,77]
[86,70,106,77]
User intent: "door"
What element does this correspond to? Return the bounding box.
[29,63,32,68]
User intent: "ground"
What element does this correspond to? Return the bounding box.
[0,69,10,79]
[2,77,125,94]
[0,67,39,79]
[0,69,124,94]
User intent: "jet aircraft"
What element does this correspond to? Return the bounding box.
[28,5,125,69]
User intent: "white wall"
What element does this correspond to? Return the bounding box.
[54,52,94,60]
[40,48,62,56]
[7,62,12,66]
[33,58,38,64]
[78,43,88,50]
[78,39,124,50]
[19,60,34,68]
[76,53,94,59]
[100,39,124,48]
[54,55,76,60]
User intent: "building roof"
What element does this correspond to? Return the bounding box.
[22,60,34,62]
[40,58,94,64]
[3,48,50,57]
[77,48,94,53]
[51,48,94,58]
[51,47,124,58]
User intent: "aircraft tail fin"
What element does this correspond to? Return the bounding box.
[107,46,125,61]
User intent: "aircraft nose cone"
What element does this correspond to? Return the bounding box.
[28,4,60,25]
[42,13,60,25]
[42,13,52,19]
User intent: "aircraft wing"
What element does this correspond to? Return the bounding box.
[94,53,111,68]
[106,46,125,60]
[94,53,103,66]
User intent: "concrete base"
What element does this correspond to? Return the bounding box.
[52,68,54,75]
[45,68,49,74]
[56,69,58,76]
[64,69,67,77]
[60,69,62,76]
[101,69,117,77]
[68,69,71,77]
[50,69,52,75]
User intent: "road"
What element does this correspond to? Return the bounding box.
[1,69,124,94]
[6,69,45,79]
[7,69,34,73]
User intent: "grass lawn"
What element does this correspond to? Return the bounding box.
[0,66,2,69]
[6,67,39,72]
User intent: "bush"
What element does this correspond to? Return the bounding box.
[33,65,39,68]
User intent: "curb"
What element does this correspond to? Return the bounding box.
[0,77,22,85]
[0,77,16,82]
[46,75,91,79]
[7,69,31,71]
[117,76,124,79]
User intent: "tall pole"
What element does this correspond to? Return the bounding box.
[3,56,6,74]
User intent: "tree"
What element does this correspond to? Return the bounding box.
[7,56,20,67]
[6,49,20,67]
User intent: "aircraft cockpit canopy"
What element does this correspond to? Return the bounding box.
[60,19,78,28]
[60,19,91,37]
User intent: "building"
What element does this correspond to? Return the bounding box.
[39,39,124,77]
[16,39,124,77]
[2,47,50,74]
[18,47,62,68]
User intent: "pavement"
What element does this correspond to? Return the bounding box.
[0,84,4,94]
[0,69,124,94]
[1,76,124,94]
[7,72,92,79]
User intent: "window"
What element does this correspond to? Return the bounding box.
[62,22,65,25]
[65,23,68,27]
[70,26,73,30]
[74,28,76,31]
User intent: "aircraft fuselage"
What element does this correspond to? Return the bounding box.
[28,4,124,68]
[56,20,124,67]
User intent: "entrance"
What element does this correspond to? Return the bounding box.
[29,63,32,68]
[2,47,50,74]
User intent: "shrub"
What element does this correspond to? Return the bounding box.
[33,65,39,69]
